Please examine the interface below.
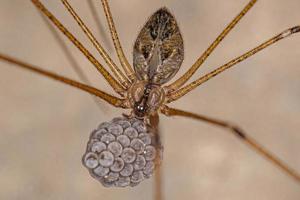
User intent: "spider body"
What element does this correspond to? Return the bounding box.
[128,8,183,119]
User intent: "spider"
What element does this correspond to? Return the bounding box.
[0,0,299,193]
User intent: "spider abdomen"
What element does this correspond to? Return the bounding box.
[133,7,184,85]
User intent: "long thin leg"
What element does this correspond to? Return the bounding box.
[149,114,164,200]
[154,166,163,200]
[39,11,106,112]
[0,53,127,108]
[161,106,300,183]
[165,0,257,92]
[61,0,131,88]
[31,0,125,95]
[87,0,113,52]
[101,0,135,81]
[40,13,91,89]
[166,26,300,103]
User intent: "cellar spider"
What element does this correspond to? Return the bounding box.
[0,0,299,198]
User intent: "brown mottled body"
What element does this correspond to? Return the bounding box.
[131,8,183,118]
[133,8,184,85]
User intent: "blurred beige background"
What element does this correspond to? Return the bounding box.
[0,0,300,199]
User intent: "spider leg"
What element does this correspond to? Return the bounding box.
[101,0,135,81]
[0,54,127,108]
[161,106,300,183]
[165,0,257,92]
[39,12,91,90]
[166,26,300,103]
[154,166,163,200]
[61,0,131,88]
[31,0,126,95]
[39,12,106,111]
[149,114,164,200]
[87,0,113,52]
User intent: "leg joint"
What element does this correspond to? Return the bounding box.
[227,124,246,139]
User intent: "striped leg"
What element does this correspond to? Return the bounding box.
[101,0,135,81]
[161,106,300,183]
[0,54,127,108]
[61,0,131,88]
[38,11,106,111]
[165,0,257,92]
[167,26,300,103]
[31,0,126,95]
[87,0,113,52]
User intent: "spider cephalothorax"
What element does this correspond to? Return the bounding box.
[128,80,165,118]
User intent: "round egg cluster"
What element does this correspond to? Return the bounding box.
[82,116,163,187]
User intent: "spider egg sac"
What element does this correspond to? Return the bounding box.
[82,116,163,187]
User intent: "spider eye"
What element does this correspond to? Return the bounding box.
[133,101,148,118]
[136,104,145,112]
